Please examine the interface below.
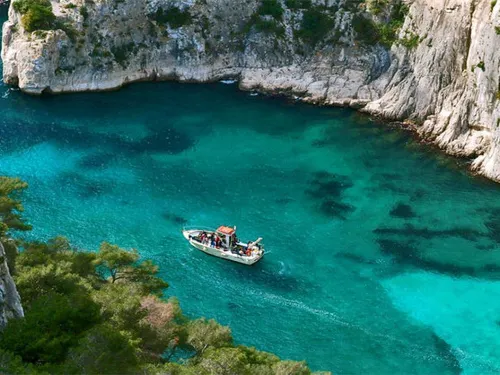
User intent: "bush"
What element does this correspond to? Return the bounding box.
[257,0,283,20]
[79,5,88,21]
[12,0,56,32]
[0,293,101,364]
[495,26,500,35]
[152,6,191,28]
[285,0,311,10]
[398,31,419,48]
[111,43,136,68]
[352,14,379,44]
[296,7,335,45]
[354,0,409,46]
[254,18,285,37]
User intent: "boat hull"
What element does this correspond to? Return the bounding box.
[182,229,263,265]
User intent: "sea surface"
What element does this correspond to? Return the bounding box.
[2,8,500,374]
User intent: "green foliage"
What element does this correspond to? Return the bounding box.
[152,6,192,28]
[352,14,379,44]
[296,8,335,45]
[15,237,98,308]
[94,242,168,294]
[285,0,311,9]
[64,3,76,9]
[0,177,31,236]
[79,5,88,21]
[491,0,497,12]
[496,91,500,100]
[285,0,311,10]
[354,0,409,46]
[254,18,285,37]
[0,349,41,375]
[477,61,485,71]
[64,324,140,374]
[257,0,284,20]
[367,0,388,15]
[185,318,233,355]
[12,0,56,32]
[57,21,78,42]
[0,293,101,364]
[92,283,147,333]
[398,31,419,48]
[111,43,136,68]
[496,26,500,34]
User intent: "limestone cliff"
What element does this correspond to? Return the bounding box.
[1,0,499,181]
[364,0,500,181]
[0,241,23,328]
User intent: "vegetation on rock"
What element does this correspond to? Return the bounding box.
[296,7,335,46]
[354,0,409,47]
[151,6,192,29]
[0,178,323,375]
[12,0,56,32]
[256,0,284,20]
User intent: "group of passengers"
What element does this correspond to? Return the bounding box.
[198,231,223,248]
[193,231,257,257]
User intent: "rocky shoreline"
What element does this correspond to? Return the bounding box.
[2,0,499,181]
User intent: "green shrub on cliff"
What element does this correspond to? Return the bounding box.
[151,6,192,29]
[354,0,409,47]
[285,0,312,9]
[296,8,335,45]
[257,0,284,20]
[254,18,285,37]
[12,0,56,32]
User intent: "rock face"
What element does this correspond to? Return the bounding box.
[364,0,500,181]
[0,241,23,328]
[1,0,499,180]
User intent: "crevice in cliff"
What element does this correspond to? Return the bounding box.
[462,0,476,72]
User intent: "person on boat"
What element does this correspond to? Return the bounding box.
[210,235,216,248]
[215,236,221,248]
[245,242,252,256]
[200,231,207,243]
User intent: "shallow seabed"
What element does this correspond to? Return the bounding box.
[2,20,500,375]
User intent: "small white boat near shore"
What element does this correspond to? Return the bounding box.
[182,225,264,265]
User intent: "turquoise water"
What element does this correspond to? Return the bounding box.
[2,10,500,374]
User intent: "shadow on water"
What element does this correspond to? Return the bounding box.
[0,118,194,156]
[478,207,500,244]
[431,334,462,374]
[56,171,115,199]
[78,152,116,169]
[389,203,417,219]
[162,212,188,225]
[305,171,355,219]
[374,224,483,242]
[376,239,480,276]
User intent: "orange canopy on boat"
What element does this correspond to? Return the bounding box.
[217,226,235,235]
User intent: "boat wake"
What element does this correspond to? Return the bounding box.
[245,289,495,369]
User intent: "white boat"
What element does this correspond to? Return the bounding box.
[182,225,264,265]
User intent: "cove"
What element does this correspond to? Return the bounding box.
[2,17,500,375]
